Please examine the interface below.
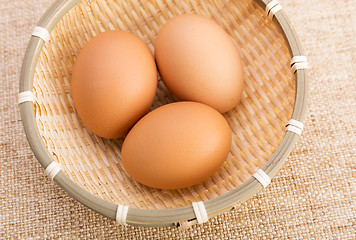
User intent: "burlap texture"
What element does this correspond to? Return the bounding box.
[1,0,355,239]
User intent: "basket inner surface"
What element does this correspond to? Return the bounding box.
[33,0,294,209]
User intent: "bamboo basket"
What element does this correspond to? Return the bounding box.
[18,0,308,227]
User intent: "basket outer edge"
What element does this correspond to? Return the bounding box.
[18,0,309,227]
[262,0,309,178]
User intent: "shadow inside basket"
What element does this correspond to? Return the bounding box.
[32,0,294,210]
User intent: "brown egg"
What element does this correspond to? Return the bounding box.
[121,101,231,189]
[71,31,157,139]
[155,14,244,113]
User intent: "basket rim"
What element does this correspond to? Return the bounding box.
[19,0,309,227]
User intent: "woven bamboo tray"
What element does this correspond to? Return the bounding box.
[18,0,308,227]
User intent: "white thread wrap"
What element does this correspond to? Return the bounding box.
[31,26,50,42]
[17,91,35,105]
[192,201,208,224]
[44,161,61,181]
[286,119,304,136]
[286,125,302,136]
[291,56,309,73]
[287,119,304,130]
[116,205,129,225]
[265,0,282,20]
[253,169,271,188]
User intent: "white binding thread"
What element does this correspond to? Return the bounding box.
[17,91,35,105]
[32,26,50,42]
[253,168,271,188]
[116,205,129,226]
[286,119,304,136]
[291,56,309,73]
[192,201,208,224]
[269,4,282,20]
[265,0,282,20]
[286,125,302,136]
[44,161,61,181]
[287,119,304,130]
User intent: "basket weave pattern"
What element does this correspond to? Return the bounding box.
[33,0,294,210]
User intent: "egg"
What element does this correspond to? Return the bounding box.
[154,14,244,113]
[71,31,157,139]
[121,101,231,189]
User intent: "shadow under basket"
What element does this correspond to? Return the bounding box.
[19,0,308,227]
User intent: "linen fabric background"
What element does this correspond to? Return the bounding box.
[1,0,355,239]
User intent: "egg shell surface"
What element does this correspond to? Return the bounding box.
[155,14,244,113]
[121,101,232,190]
[71,30,157,139]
